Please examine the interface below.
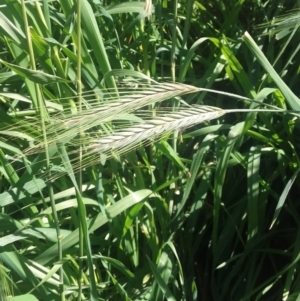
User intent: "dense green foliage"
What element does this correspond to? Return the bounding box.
[1,0,300,300]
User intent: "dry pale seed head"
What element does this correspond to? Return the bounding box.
[15,82,201,156]
[4,81,228,185]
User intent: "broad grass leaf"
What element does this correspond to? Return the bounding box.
[147,257,176,301]
[0,60,69,84]
[0,12,26,45]
[34,189,153,265]
[242,31,300,111]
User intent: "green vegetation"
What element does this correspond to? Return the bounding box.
[1,0,300,300]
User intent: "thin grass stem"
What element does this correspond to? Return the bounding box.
[171,0,178,82]
[20,0,64,300]
[76,0,84,299]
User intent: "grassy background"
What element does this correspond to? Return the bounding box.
[1,0,300,300]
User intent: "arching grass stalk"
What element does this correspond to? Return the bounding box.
[20,0,64,300]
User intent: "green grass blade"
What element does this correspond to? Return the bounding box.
[270,167,300,229]
[242,31,300,110]
[57,143,98,301]
[147,257,176,301]
[81,0,117,91]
